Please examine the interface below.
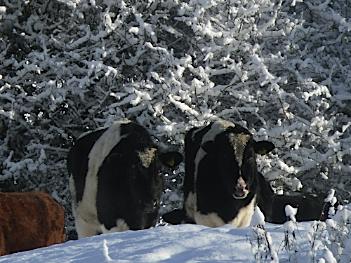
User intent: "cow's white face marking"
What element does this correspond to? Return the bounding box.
[138,147,157,168]
[229,133,251,199]
[77,120,130,228]
[229,133,250,168]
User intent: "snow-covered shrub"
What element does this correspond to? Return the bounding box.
[325,205,351,263]
[283,205,299,261]
[308,204,351,263]
[0,0,350,238]
[250,207,279,262]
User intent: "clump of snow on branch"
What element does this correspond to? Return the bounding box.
[284,205,299,261]
[251,206,266,227]
[0,0,350,239]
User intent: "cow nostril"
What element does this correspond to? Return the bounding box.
[236,177,247,190]
[233,177,250,199]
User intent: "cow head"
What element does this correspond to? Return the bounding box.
[201,126,274,200]
[125,146,182,226]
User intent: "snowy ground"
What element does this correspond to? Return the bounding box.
[1,0,351,242]
[2,205,350,263]
[0,223,309,263]
[1,204,350,263]
[0,1,350,261]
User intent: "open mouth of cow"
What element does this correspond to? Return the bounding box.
[233,188,249,199]
[233,177,249,199]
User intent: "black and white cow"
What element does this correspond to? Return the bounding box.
[243,171,338,224]
[163,119,275,227]
[68,120,182,238]
[260,191,337,224]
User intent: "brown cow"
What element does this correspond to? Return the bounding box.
[0,192,65,256]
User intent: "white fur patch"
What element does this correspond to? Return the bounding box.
[77,126,106,140]
[229,196,256,227]
[69,175,77,217]
[194,211,226,227]
[101,219,130,233]
[76,217,130,239]
[193,120,236,185]
[229,133,250,168]
[195,196,256,228]
[186,191,256,228]
[199,120,235,144]
[138,148,157,168]
[76,120,130,233]
[185,192,196,219]
[193,147,207,183]
[75,214,101,239]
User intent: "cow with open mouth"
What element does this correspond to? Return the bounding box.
[163,119,275,228]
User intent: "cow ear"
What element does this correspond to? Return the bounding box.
[159,151,183,168]
[254,141,275,155]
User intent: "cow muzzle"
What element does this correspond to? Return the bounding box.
[233,177,249,199]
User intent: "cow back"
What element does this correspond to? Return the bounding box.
[269,194,331,223]
[0,192,65,255]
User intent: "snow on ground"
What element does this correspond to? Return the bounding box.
[0,224,289,263]
[0,221,344,263]
[2,204,351,262]
[1,204,351,262]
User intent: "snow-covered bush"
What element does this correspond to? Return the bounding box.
[307,204,351,263]
[249,204,351,262]
[250,207,279,262]
[0,0,350,239]
[283,205,299,261]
